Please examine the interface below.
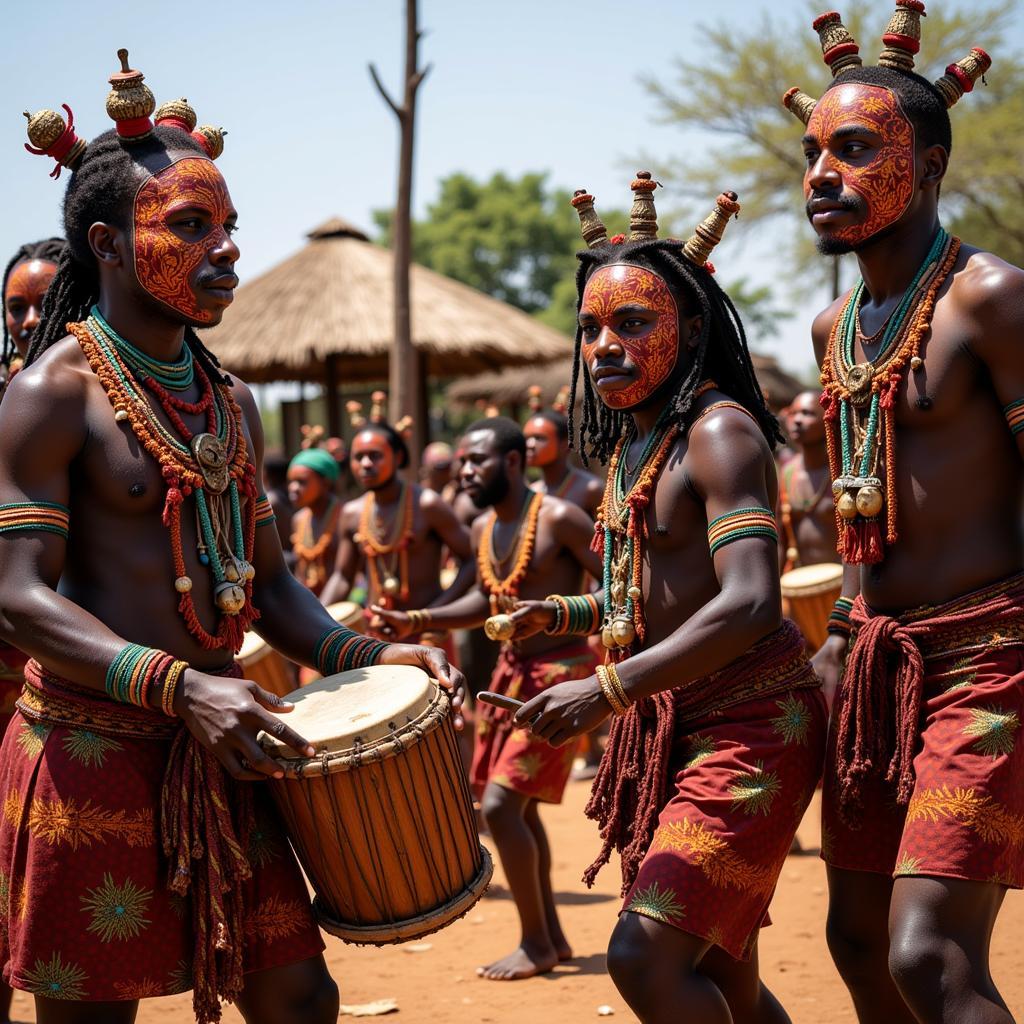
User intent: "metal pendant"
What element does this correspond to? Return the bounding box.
[846,363,874,404]
[191,433,229,493]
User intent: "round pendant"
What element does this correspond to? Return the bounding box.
[846,362,874,404]
[611,616,636,647]
[601,625,617,650]
[855,485,883,518]
[382,575,401,597]
[214,581,247,615]
[484,614,515,643]
[191,433,229,494]
[837,491,858,521]
[627,586,642,601]
[223,558,242,584]
[174,575,193,594]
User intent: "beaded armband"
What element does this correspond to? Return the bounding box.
[827,596,855,638]
[316,626,387,677]
[254,495,276,528]
[0,501,70,539]
[596,662,631,716]
[545,593,601,637]
[1004,399,1024,437]
[106,643,186,715]
[707,506,778,556]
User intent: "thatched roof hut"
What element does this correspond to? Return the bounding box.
[205,218,574,385]
[446,353,808,415]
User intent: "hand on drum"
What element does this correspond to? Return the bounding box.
[811,632,849,713]
[514,675,610,747]
[506,599,558,641]
[175,669,315,781]
[376,643,467,729]
[367,605,414,641]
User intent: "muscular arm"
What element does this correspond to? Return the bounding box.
[552,498,602,579]
[612,409,783,702]
[319,502,362,604]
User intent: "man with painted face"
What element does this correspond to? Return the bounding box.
[506,181,827,1024]
[321,416,475,648]
[0,57,464,1024]
[784,8,1024,1023]
[372,416,602,981]
[524,403,604,518]
[287,448,342,596]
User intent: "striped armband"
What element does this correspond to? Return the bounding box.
[706,506,778,555]
[827,596,855,638]
[1004,399,1024,437]
[106,643,186,715]
[254,495,276,528]
[545,593,601,637]
[0,501,70,539]
[316,626,388,676]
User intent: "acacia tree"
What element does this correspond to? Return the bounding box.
[643,0,1023,292]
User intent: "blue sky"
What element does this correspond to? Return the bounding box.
[3,0,1021,375]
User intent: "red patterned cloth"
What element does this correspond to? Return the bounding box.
[823,576,1024,886]
[0,660,322,1012]
[609,624,827,960]
[0,642,27,733]
[471,640,596,804]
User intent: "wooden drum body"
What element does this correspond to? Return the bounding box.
[780,563,843,651]
[238,632,294,698]
[261,666,492,945]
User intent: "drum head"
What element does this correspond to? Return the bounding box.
[261,665,439,761]
[780,563,844,597]
[326,601,364,629]
[238,631,269,663]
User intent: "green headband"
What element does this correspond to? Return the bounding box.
[289,448,340,482]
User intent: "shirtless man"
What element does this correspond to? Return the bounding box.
[374,416,601,981]
[321,422,474,647]
[508,183,827,1023]
[0,80,461,1024]
[785,12,1022,1022]
[524,408,604,518]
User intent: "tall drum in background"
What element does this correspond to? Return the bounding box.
[261,665,492,944]
[780,563,843,651]
[238,632,294,698]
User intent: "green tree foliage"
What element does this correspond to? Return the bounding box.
[642,0,1024,278]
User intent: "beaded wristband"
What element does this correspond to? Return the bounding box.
[1004,398,1024,437]
[0,501,70,539]
[544,593,601,637]
[596,663,628,716]
[316,626,387,676]
[707,506,778,555]
[254,494,276,528]
[827,596,855,638]
[105,643,186,714]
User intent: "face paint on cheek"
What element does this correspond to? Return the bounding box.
[133,157,233,323]
[5,259,57,351]
[581,265,679,410]
[805,84,915,246]
[353,432,397,486]
[526,418,559,467]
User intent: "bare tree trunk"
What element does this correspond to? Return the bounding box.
[370,0,431,474]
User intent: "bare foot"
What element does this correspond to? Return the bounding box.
[477,942,558,980]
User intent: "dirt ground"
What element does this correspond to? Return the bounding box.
[11,782,1022,1023]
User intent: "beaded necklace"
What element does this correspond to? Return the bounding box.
[478,489,543,617]
[71,310,258,652]
[820,229,960,564]
[91,306,195,391]
[596,381,717,660]
[356,481,415,607]
[293,495,340,593]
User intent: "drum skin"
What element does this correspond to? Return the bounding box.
[262,667,492,944]
[780,563,843,651]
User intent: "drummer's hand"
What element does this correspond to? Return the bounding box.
[175,669,315,781]
[514,675,610,748]
[368,605,414,641]
[376,644,467,729]
[508,600,558,641]
[811,633,849,713]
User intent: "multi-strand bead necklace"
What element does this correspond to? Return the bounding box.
[821,229,960,564]
[72,307,258,651]
[293,496,340,593]
[480,489,543,642]
[356,480,415,607]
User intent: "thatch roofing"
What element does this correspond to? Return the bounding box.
[205,218,574,383]
[446,354,808,412]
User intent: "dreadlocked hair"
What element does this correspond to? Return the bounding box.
[566,238,783,465]
[27,127,229,387]
[2,237,66,369]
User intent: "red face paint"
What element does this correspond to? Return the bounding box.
[4,259,57,358]
[133,157,235,323]
[580,264,679,410]
[351,430,397,490]
[524,416,560,467]
[805,84,915,247]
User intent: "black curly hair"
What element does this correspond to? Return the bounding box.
[2,237,66,369]
[567,238,782,464]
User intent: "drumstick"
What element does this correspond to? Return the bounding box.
[477,691,524,713]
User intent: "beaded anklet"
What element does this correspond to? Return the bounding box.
[315,627,387,676]
[707,507,778,556]
[545,593,601,636]
[1004,399,1024,437]
[106,643,186,715]
[254,495,276,528]
[827,596,855,638]
[0,501,70,539]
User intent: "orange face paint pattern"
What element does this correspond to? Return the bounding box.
[133,157,232,323]
[805,84,915,246]
[525,417,560,467]
[351,431,397,488]
[5,259,57,357]
[581,264,679,410]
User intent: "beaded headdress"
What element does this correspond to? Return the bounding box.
[23,48,226,179]
[347,393,414,439]
[571,172,741,273]
[782,2,991,125]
